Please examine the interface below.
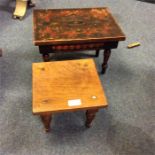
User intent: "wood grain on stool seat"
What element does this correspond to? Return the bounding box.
[32,59,108,114]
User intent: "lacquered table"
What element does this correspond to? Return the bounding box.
[32,59,108,132]
[33,7,126,73]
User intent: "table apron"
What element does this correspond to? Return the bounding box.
[39,41,118,54]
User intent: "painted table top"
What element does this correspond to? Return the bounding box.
[33,8,125,45]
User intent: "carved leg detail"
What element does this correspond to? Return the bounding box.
[85,109,98,128]
[42,53,50,62]
[95,49,100,57]
[102,49,111,74]
[40,114,52,132]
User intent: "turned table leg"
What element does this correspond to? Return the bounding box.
[42,53,50,62]
[95,49,100,57]
[102,49,111,74]
[40,114,52,132]
[39,46,51,62]
[85,109,99,128]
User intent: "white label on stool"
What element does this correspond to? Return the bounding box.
[68,99,81,106]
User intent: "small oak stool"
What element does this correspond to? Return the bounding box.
[32,59,108,132]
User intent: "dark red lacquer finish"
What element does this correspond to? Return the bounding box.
[33,8,125,45]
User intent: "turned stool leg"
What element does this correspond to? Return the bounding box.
[102,49,111,74]
[40,114,52,132]
[85,109,98,128]
[95,49,100,57]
